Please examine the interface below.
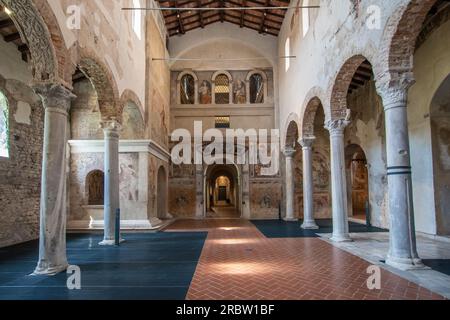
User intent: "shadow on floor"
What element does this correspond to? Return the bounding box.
[0,232,207,300]
[251,219,388,239]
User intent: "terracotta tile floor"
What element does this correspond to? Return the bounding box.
[165,219,445,300]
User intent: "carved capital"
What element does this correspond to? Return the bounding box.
[33,83,75,114]
[299,136,315,148]
[377,86,409,111]
[325,119,350,135]
[100,119,122,138]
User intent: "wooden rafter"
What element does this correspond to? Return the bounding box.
[157,0,290,37]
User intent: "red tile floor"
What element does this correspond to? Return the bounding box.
[165,219,444,300]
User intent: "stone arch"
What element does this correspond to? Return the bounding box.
[33,0,73,86]
[377,0,438,87]
[0,0,58,83]
[329,55,373,120]
[300,87,327,138]
[283,113,300,149]
[77,50,121,121]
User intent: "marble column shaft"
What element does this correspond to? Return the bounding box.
[326,119,352,242]
[33,83,75,275]
[379,87,422,270]
[299,137,319,229]
[284,148,297,221]
[100,120,121,245]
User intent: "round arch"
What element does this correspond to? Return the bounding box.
[283,113,300,150]
[329,55,373,120]
[377,0,438,87]
[204,163,241,218]
[246,70,268,104]
[77,49,121,120]
[120,89,145,122]
[0,0,59,83]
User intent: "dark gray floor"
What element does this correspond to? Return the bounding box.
[0,232,207,300]
[251,219,388,238]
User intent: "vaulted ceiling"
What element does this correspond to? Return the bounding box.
[157,0,291,37]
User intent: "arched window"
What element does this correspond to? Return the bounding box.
[0,91,9,158]
[285,38,290,72]
[132,0,142,39]
[214,74,230,104]
[180,74,195,104]
[302,0,310,37]
[86,170,104,205]
[250,73,264,104]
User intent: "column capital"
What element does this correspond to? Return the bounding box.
[299,136,315,148]
[325,119,350,135]
[33,83,75,114]
[100,119,122,138]
[283,147,296,158]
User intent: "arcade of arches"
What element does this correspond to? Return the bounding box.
[0,0,449,300]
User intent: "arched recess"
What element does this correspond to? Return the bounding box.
[246,70,268,104]
[345,144,369,224]
[204,164,241,218]
[177,71,198,105]
[329,55,371,120]
[86,170,104,205]
[430,74,450,235]
[377,0,438,87]
[0,0,60,83]
[77,50,121,121]
[120,90,145,139]
[156,166,168,219]
[212,71,233,105]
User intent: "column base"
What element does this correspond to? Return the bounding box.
[99,238,126,246]
[331,234,353,243]
[32,262,69,276]
[301,221,319,230]
[283,217,298,222]
[386,255,429,271]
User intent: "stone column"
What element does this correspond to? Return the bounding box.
[33,83,75,275]
[283,147,297,221]
[378,86,423,270]
[325,119,352,242]
[99,120,122,245]
[299,137,319,229]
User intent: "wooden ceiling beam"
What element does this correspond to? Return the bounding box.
[4,32,20,42]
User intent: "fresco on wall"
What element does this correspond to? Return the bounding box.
[151,89,169,147]
[119,153,139,201]
[234,79,246,104]
[199,80,212,104]
[122,102,145,139]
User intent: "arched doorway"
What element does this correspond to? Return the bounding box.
[157,166,168,219]
[430,74,450,235]
[204,164,241,218]
[345,144,369,225]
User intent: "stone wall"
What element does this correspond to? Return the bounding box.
[0,75,43,248]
